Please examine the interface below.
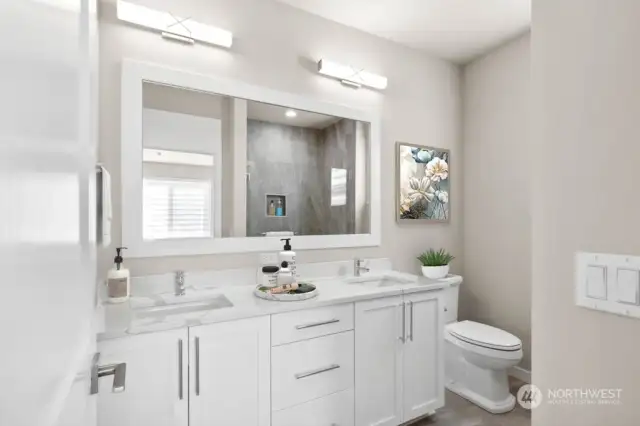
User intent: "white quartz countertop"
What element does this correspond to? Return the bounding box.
[99,272,462,341]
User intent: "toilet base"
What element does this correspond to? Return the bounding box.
[446,380,515,414]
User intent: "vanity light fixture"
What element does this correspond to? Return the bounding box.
[285,109,297,118]
[317,59,388,90]
[117,0,233,48]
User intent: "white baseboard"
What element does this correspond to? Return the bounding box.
[509,366,531,383]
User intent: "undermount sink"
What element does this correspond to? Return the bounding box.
[344,274,416,287]
[134,294,233,318]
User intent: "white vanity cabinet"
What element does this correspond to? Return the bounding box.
[354,295,404,426]
[188,316,271,426]
[98,288,445,426]
[354,292,444,426]
[402,291,445,420]
[98,329,189,426]
[98,317,270,426]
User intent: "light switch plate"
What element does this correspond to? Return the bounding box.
[585,266,607,300]
[576,252,640,319]
[616,269,640,305]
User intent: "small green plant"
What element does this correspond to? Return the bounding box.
[417,249,455,267]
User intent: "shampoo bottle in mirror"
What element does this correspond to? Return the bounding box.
[106,247,130,303]
[279,238,297,278]
[276,199,284,216]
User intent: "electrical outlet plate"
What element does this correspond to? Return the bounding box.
[260,253,279,266]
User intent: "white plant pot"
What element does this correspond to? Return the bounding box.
[421,265,450,279]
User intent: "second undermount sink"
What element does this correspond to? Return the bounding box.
[344,273,416,287]
[134,293,233,318]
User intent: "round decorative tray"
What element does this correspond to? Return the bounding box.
[253,282,318,302]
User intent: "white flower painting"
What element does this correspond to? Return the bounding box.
[398,143,450,221]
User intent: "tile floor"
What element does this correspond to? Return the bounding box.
[411,377,531,426]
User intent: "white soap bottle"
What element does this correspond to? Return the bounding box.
[106,247,130,303]
[279,238,297,278]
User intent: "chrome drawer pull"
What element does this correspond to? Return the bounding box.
[399,303,406,343]
[195,337,200,396]
[178,339,184,400]
[295,318,340,330]
[408,301,414,342]
[295,364,340,380]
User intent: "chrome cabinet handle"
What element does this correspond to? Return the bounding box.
[295,318,340,330]
[195,337,200,396]
[408,301,414,342]
[90,352,127,395]
[399,303,406,343]
[178,339,184,400]
[295,364,340,380]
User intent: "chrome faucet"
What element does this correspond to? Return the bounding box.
[354,258,370,277]
[175,271,186,296]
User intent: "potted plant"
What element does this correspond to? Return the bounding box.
[417,248,454,279]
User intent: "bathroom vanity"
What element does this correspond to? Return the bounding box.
[97,271,461,426]
[100,57,455,426]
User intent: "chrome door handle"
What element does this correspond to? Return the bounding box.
[195,337,200,396]
[295,318,340,329]
[399,303,406,343]
[295,364,340,380]
[178,339,184,400]
[408,301,414,342]
[90,352,127,395]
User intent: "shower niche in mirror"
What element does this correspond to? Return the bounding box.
[122,60,380,256]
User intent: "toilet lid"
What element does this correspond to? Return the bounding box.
[447,321,521,351]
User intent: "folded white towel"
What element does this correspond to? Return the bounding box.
[264,231,294,237]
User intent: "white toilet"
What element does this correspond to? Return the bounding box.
[442,283,523,414]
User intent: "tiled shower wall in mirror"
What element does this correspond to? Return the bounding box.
[246,118,367,236]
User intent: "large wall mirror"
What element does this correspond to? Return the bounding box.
[121,61,380,257]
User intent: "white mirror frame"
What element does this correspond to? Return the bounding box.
[121,59,381,257]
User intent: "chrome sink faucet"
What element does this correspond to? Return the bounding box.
[175,270,186,296]
[354,258,370,277]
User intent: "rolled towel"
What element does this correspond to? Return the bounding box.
[263,231,294,237]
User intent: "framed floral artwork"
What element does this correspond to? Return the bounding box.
[397,142,450,222]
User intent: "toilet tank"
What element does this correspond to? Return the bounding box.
[442,283,460,324]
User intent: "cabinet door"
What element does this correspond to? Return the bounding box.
[98,329,188,426]
[402,292,445,421]
[355,296,404,426]
[189,316,270,426]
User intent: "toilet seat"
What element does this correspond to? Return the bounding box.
[446,321,521,352]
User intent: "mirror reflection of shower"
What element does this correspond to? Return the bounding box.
[140,81,371,241]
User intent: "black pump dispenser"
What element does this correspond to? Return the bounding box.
[114,247,127,271]
[281,238,292,251]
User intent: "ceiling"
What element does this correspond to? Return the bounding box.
[247,101,340,129]
[277,0,531,63]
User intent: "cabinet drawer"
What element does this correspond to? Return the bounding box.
[272,388,354,426]
[272,331,354,411]
[271,303,354,346]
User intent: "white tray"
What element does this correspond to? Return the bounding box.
[253,284,318,302]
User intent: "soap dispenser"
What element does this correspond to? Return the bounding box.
[279,238,297,278]
[106,247,130,304]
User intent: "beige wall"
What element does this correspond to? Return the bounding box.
[532,0,640,424]
[98,0,461,277]
[461,34,531,370]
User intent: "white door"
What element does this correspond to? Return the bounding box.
[0,0,98,425]
[189,317,271,426]
[97,329,189,426]
[402,292,445,421]
[355,296,404,426]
